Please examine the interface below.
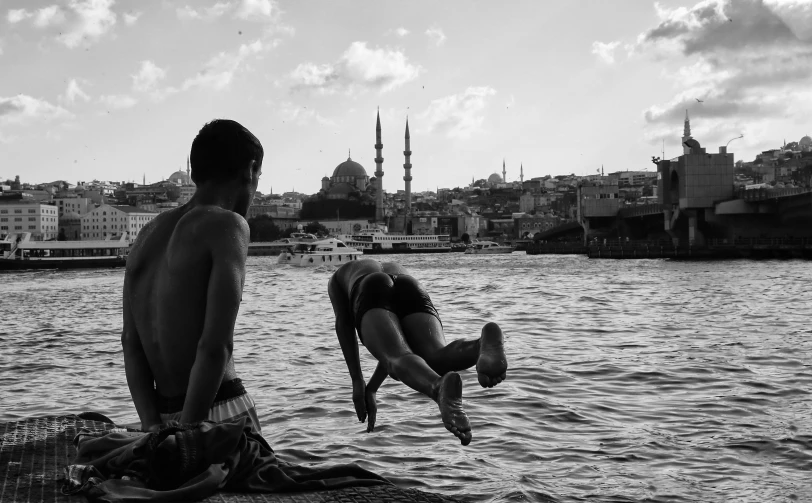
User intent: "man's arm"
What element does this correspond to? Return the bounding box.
[122,271,161,431]
[328,275,366,422]
[180,212,249,424]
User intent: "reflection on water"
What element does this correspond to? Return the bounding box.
[1,255,811,502]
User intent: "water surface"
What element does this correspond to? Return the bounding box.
[1,254,810,502]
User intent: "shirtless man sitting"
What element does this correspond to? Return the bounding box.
[122,119,264,433]
[328,259,507,445]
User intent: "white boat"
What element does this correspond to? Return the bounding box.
[463,240,516,255]
[248,232,319,256]
[277,238,363,266]
[0,233,130,270]
[336,228,452,254]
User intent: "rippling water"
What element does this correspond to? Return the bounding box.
[1,254,811,502]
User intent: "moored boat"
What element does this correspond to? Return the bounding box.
[463,240,516,255]
[337,228,452,254]
[248,232,320,256]
[277,238,363,266]
[0,233,129,270]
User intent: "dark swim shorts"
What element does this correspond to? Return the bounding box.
[349,272,441,343]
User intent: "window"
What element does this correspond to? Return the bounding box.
[0,210,5,213]
[14,217,21,222]
[0,226,6,230]
[14,226,22,230]
[28,226,35,230]
[28,217,35,221]
[0,218,5,222]
[28,209,35,213]
[14,209,21,214]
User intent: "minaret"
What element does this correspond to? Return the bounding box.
[403,118,413,214]
[186,156,191,182]
[682,109,692,154]
[502,159,506,183]
[520,163,524,183]
[374,109,385,222]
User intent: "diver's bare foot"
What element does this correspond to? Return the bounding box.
[436,372,471,445]
[476,322,507,388]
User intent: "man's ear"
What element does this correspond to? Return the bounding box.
[242,160,256,182]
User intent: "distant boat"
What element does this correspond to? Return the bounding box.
[337,228,452,254]
[277,238,363,266]
[0,233,129,271]
[463,240,516,255]
[248,232,319,256]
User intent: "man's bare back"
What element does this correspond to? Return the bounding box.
[121,119,263,432]
[125,205,243,398]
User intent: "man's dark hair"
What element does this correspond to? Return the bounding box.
[190,119,264,184]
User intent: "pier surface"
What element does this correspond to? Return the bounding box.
[0,415,464,503]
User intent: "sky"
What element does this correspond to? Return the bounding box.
[1,0,811,195]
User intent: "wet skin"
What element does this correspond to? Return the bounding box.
[328,259,508,445]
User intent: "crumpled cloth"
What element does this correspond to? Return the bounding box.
[62,417,390,502]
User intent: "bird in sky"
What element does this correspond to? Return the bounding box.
[696,98,704,103]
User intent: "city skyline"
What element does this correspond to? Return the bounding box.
[1,0,811,194]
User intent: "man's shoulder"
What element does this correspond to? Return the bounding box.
[179,206,249,237]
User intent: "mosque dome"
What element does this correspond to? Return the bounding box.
[168,170,192,185]
[800,136,812,146]
[59,212,82,224]
[332,157,367,178]
[488,173,503,184]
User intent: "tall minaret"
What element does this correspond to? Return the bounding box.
[682,109,692,154]
[520,163,524,183]
[374,109,385,222]
[186,156,191,181]
[502,159,506,183]
[403,118,413,214]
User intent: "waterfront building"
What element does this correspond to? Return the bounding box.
[81,204,157,242]
[58,212,82,240]
[53,196,90,218]
[0,201,59,240]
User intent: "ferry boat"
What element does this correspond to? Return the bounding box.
[0,233,129,271]
[277,238,363,266]
[248,233,319,256]
[463,240,516,255]
[337,228,452,254]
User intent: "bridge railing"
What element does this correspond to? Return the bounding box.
[735,187,812,202]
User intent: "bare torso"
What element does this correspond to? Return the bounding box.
[125,205,238,398]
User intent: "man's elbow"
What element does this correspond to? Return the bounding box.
[195,340,233,363]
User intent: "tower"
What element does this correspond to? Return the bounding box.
[403,118,413,214]
[682,109,692,154]
[520,163,524,183]
[374,109,385,222]
[502,159,506,183]
[186,156,190,180]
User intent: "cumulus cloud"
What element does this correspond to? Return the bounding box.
[63,79,91,104]
[132,60,167,92]
[182,39,266,90]
[59,0,117,48]
[0,94,71,124]
[123,11,141,26]
[416,86,496,139]
[392,27,409,37]
[289,41,422,95]
[98,94,137,110]
[7,9,32,24]
[624,0,812,146]
[177,0,279,22]
[592,40,621,64]
[176,2,233,21]
[425,26,446,46]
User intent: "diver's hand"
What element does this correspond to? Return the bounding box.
[365,389,378,432]
[352,379,367,423]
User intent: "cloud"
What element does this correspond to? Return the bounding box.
[416,86,496,139]
[392,27,409,37]
[620,0,812,146]
[182,39,266,90]
[63,79,91,104]
[58,0,117,48]
[34,6,66,27]
[591,40,621,64]
[235,0,275,20]
[7,9,31,24]
[123,11,141,25]
[0,94,71,124]
[132,60,167,92]
[176,2,233,21]
[98,94,137,110]
[289,41,422,95]
[425,26,446,46]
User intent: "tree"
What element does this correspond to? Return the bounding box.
[247,215,281,242]
[460,232,471,244]
[304,221,329,236]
